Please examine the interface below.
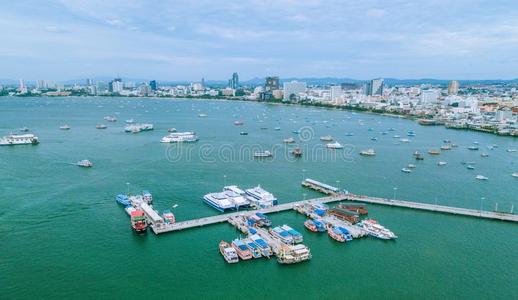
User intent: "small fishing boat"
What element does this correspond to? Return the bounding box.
[428,150,440,155]
[233,120,244,126]
[231,239,253,260]
[481,153,489,157]
[240,132,248,135]
[320,135,334,141]
[360,149,376,156]
[401,168,412,173]
[291,147,302,157]
[284,137,295,143]
[371,137,378,141]
[475,175,488,181]
[96,124,107,129]
[326,142,344,149]
[59,124,71,130]
[437,161,447,166]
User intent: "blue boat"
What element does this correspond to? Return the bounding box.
[337,226,353,241]
[116,194,130,206]
[243,238,262,258]
[281,225,303,243]
[250,234,272,257]
[271,226,294,244]
[312,219,326,232]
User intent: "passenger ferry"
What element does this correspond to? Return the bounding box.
[0,134,39,146]
[247,212,272,227]
[249,234,272,258]
[304,219,326,233]
[270,226,294,244]
[219,241,239,264]
[231,239,253,260]
[130,210,147,234]
[327,226,346,242]
[245,186,278,208]
[161,132,198,143]
[277,244,312,264]
[203,192,235,212]
[281,225,304,243]
[223,185,250,209]
[337,226,353,241]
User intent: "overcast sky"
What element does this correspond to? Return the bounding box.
[1,0,518,81]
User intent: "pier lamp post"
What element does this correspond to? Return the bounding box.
[303,193,307,201]
[393,187,398,202]
[302,169,306,181]
[223,175,227,187]
[336,180,340,191]
[126,182,130,195]
[480,197,485,213]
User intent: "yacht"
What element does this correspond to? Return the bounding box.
[360,149,376,156]
[437,161,447,166]
[512,173,518,178]
[253,150,272,158]
[0,134,39,146]
[326,141,344,149]
[219,241,239,263]
[476,175,488,181]
[161,132,198,143]
[359,219,397,240]
[96,124,107,129]
[245,186,277,208]
[59,125,71,130]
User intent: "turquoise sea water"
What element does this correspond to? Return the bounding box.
[1,97,517,299]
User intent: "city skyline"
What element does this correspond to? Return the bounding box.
[2,0,518,81]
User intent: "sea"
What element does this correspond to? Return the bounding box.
[1,96,517,299]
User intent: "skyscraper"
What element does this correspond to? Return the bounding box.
[448,80,459,95]
[330,85,343,103]
[149,80,157,91]
[265,76,279,92]
[228,72,239,89]
[365,78,384,96]
[109,78,123,93]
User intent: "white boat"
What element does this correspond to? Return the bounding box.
[507,149,517,153]
[104,116,117,122]
[401,168,412,173]
[407,164,416,169]
[198,113,207,117]
[223,186,250,209]
[360,149,376,156]
[161,132,198,143]
[245,186,278,208]
[219,241,239,264]
[76,159,93,168]
[59,124,71,130]
[481,153,489,157]
[437,161,447,166]
[320,135,333,141]
[96,124,107,129]
[399,138,410,143]
[475,175,488,181]
[124,123,154,133]
[512,173,518,178]
[254,150,272,158]
[326,141,343,149]
[0,134,39,146]
[359,219,397,240]
[125,119,134,123]
[283,137,295,143]
[203,192,235,212]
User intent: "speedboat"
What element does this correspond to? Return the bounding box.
[76,159,93,168]
[291,147,302,157]
[320,135,333,141]
[274,127,281,131]
[253,150,272,158]
[59,124,71,130]
[283,137,295,143]
[326,141,344,149]
[476,175,488,181]
[162,210,175,224]
[407,164,416,169]
[512,173,518,178]
[468,145,479,151]
[440,145,451,150]
[507,149,517,153]
[219,241,239,263]
[428,150,440,155]
[96,124,107,129]
[19,127,30,132]
[466,165,475,170]
[437,161,447,166]
[401,168,412,173]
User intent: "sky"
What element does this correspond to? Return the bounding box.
[1,0,518,81]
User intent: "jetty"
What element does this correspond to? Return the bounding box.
[140,178,517,235]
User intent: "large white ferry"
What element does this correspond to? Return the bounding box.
[359,219,397,240]
[245,186,278,208]
[203,192,235,212]
[161,131,198,143]
[0,134,39,146]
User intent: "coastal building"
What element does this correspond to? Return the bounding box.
[364,78,384,96]
[448,80,459,95]
[149,80,157,91]
[36,80,48,90]
[283,81,307,101]
[228,72,239,89]
[420,90,439,104]
[330,85,343,104]
[265,76,279,91]
[109,78,123,93]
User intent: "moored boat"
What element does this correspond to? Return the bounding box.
[327,226,346,242]
[162,210,175,224]
[0,134,39,146]
[130,210,147,234]
[231,239,253,260]
[219,241,239,263]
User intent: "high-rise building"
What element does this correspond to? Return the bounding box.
[421,90,439,104]
[149,80,157,91]
[364,78,384,96]
[201,77,205,89]
[109,78,123,93]
[228,72,239,89]
[283,81,306,101]
[265,76,279,92]
[86,78,93,86]
[448,80,459,95]
[36,80,48,90]
[19,79,25,90]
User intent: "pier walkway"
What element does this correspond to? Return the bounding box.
[150,194,347,234]
[345,194,518,222]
